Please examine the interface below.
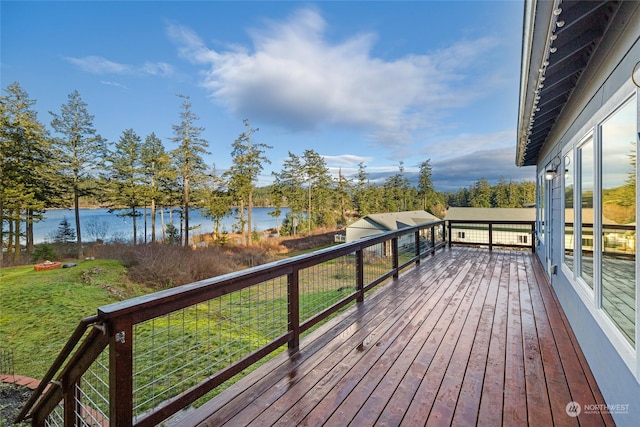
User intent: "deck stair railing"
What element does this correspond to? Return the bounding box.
[18,220,447,427]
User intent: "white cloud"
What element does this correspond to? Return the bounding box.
[423,130,516,161]
[141,61,174,77]
[167,8,496,149]
[65,55,174,77]
[322,154,374,167]
[66,55,131,74]
[100,80,128,90]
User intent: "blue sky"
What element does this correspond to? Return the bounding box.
[2,0,533,192]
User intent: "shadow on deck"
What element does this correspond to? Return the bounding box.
[181,247,613,426]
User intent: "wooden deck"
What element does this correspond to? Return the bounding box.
[181,247,614,427]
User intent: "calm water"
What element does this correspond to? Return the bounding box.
[32,207,290,244]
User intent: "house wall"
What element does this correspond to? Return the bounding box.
[535,3,640,424]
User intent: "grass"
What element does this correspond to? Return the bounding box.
[1,245,397,422]
[0,259,152,378]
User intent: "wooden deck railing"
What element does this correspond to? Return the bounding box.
[18,221,447,427]
[448,220,536,252]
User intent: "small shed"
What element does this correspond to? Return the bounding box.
[346,210,441,243]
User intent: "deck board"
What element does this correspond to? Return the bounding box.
[184,248,615,427]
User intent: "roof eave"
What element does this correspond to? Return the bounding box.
[516,0,560,167]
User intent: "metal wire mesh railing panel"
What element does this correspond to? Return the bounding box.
[418,228,432,257]
[398,231,418,265]
[131,275,288,417]
[74,348,110,426]
[450,223,532,248]
[434,224,445,245]
[488,224,533,247]
[298,253,357,322]
[43,404,64,427]
[450,224,489,244]
[362,242,394,286]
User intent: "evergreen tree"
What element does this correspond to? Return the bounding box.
[1,82,54,264]
[353,162,373,217]
[170,94,209,247]
[268,184,285,233]
[141,132,171,243]
[383,161,411,212]
[272,152,305,234]
[103,128,145,244]
[470,178,492,208]
[417,159,436,212]
[335,168,352,226]
[301,149,333,230]
[225,119,271,245]
[54,217,76,243]
[50,90,105,258]
[492,177,510,208]
[200,168,233,242]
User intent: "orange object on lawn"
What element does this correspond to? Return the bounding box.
[34,261,62,271]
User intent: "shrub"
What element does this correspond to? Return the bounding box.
[91,241,279,290]
[31,244,58,263]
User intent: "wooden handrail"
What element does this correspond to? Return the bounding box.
[23,220,446,427]
[16,315,101,423]
[447,220,536,252]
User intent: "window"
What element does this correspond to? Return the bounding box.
[564,151,574,271]
[560,93,638,352]
[457,231,465,239]
[579,137,594,288]
[518,235,528,244]
[600,96,636,345]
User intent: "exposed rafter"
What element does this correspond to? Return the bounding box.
[516,0,622,166]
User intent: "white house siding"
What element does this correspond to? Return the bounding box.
[523,2,640,424]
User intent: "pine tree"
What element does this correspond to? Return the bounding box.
[50,90,105,258]
[141,132,171,243]
[0,82,53,264]
[272,152,305,235]
[418,159,435,212]
[200,168,232,242]
[383,161,411,212]
[170,94,209,247]
[353,162,372,217]
[470,178,492,208]
[335,168,352,226]
[225,119,271,245]
[103,128,145,244]
[301,149,333,231]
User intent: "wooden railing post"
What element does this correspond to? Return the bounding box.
[63,379,80,426]
[531,222,536,253]
[392,237,399,279]
[415,230,421,265]
[288,269,300,350]
[356,249,364,303]
[109,318,133,427]
[447,221,452,247]
[431,224,436,255]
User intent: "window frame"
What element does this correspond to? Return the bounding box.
[558,88,638,377]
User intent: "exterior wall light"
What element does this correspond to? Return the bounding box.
[545,157,561,180]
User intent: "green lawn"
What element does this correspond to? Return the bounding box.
[0,260,151,378]
[1,251,388,419]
